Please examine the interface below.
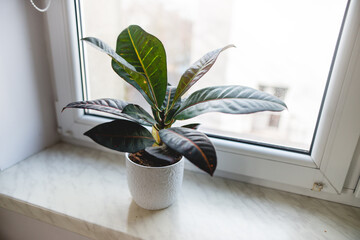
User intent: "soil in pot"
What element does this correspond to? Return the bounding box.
[129,150,182,167]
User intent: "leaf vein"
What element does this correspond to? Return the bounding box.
[167,129,211,170]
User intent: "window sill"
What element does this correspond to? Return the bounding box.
[0,143,359,240]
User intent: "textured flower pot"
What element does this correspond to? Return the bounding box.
[125,153,184,210]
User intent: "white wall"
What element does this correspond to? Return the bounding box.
[0,0,59,171]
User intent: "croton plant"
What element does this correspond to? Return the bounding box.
[63,25,287,176]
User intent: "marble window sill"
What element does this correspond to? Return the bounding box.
[0,143,359,240]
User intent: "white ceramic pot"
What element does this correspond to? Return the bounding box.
[125,153,184,210]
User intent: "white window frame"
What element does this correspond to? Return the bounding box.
[46,0,360,204]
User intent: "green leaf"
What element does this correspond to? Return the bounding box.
[151,107,161,124]
[84,119,155,153]
[62,98,148,125]
[113,25,167,108]
[174,85,287,120]
[62,98,128,113]
[82,37,155,107]
[172,44,235,105]
[162,86,182,123]
[144,145,181,164]
[122,104,156,126]
[159,127,217,176]
[82,37,136,71]
[161,86,177,110]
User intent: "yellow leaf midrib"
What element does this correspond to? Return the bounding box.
[127,28,158,107]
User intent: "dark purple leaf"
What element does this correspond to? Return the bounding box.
[122,104,156,125]
[62,98,151,126]
[174,85,287,120]
[159,127,217,176]
[181,123,200,130]
[172,45,234,104]
[144,145,181,164]
[84,119,155,153]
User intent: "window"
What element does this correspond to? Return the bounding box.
[48,0,360,196]
[78,0,347,152]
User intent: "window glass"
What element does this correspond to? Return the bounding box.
[78,0,347,151]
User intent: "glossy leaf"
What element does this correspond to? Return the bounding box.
[159,127,217,176]
[113,25,167,108]
[82,37,154,107]
[161,86,177,110]
[144,145,181,164]
[174,85,287,120]
[122,104,156,126]
[62,98,147,124]
[151,107,161,124]
[162,86,182,123]
[62,98,128,113]
[82,37,136,71]
[172,44,235,105]
[84,119,155,153]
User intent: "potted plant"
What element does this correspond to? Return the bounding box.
[63,25,286,210]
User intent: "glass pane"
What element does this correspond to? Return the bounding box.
[78,0,347,151]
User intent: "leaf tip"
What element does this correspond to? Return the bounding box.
[223,44,236,51]
[83,130,90,137]
[283,102,288,110]
[208,163,217,176]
